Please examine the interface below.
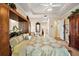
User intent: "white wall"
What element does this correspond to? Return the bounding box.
[57,20,64,40]
[48,14,59,38]
[49,18,64,40]
[30,17,49,36]
[64,19,69,43]
[9,19,19,33]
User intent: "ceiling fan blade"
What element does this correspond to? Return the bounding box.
[40,4,49,6]
[43,7,49,11]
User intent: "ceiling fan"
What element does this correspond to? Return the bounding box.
[40,3,61,7]
[40,3,61,11]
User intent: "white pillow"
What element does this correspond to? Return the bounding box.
[23,34,32,40]
[22,34,29,40]
[28,35,32,40]
[17,35,24,42]
[10,37,19,48]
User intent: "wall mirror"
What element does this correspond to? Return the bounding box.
[36,22,40,32]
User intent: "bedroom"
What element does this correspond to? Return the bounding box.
[0,3,79,56]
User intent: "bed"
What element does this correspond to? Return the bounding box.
[10,34,70,56]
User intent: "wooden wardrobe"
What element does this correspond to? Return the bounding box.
[69,12,79,50]
[0,4,30,56]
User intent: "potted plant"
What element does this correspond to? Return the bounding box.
[9,3,17,10]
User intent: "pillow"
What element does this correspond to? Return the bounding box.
[10,37,19,48]
[22,34,29,40]
[24,35,28,40]
[22,34,28,39]
[17,35,24,42]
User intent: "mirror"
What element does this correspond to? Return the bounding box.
[36,22,40,32]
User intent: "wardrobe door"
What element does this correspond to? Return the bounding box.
[0,5,10,55]
[69,16,76,48]
[75,15,79,49]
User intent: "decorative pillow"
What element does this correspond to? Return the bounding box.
[10,37,19,48]
[17,35,24,42]
[22,34,26,39]
[22,34,28,39]
[28,35,32,40]
[25,36,29,40]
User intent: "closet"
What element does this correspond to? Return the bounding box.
[0,4,30,55]
[68,10,79,50]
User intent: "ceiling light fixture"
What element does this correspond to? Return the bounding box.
[40,3,61,7]
[40,4,49,6]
